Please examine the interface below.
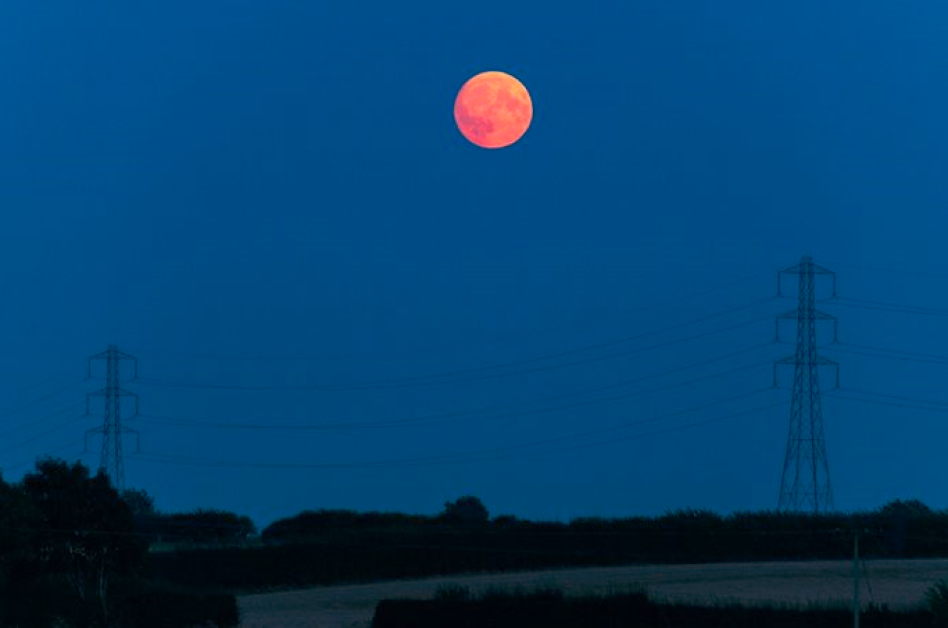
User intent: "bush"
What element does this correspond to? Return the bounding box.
[117,580,239,628]
[927,579,948,626]
[434,584,471,601]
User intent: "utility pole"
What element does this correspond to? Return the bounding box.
[853,530,861,628]
[775,255,838,514]
[86,344,139,493]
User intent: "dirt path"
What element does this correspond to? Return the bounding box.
[238,559,948,628]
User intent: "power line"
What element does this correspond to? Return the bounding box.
[528,401,784,457]
[133,306,777,392]
[0,378,88,422]
[126,269,780,363]
[1,439,85,474]
[835,387,948,408]
[0,402,86,440]
[824,297,948,318]
[131,388,778,470]
[134,300,776,391]
[138,361,772,430]
[823,343,948,366]
[0,411,88,456]
[0,367,86,410]
[814,258,948,281]
[826,390,948,415]
[135,347,776,431]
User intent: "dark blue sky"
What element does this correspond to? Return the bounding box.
[1,1,947,528]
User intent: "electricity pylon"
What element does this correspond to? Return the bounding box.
[86,344,139,493]
[774,256,839,514]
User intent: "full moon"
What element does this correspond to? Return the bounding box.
[454,71,533,149]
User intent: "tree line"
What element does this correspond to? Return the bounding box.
[149,496,948,592]
[261,495,948,560]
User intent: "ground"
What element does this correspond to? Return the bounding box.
[237,558,948,628]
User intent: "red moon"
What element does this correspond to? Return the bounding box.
[454,71,533,149]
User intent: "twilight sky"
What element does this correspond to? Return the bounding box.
[1,1,947,528]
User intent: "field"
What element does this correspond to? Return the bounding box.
[237,558,948,628]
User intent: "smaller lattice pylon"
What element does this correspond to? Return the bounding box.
[86,344,140,493]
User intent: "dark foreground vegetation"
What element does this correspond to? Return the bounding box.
[0,459,237,628]
[373,588,935,628]
[8,456,948,625]
[150,496,948,592]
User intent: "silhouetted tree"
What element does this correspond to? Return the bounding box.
[879,498,933,518]
[122,487,157,518]
[19,458,146,627]
[164,509,257,543]
[0,471,38,627]
[928,579,948,627]
[878,498,933,555]
[441,496,489,525]
[492,514,521,528]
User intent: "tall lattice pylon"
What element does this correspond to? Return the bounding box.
[774,256,839,514]
[86,344,139,493]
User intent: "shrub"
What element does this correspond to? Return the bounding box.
[117,580,239,628]
[434,584,471,601]
[927,579,948,626]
